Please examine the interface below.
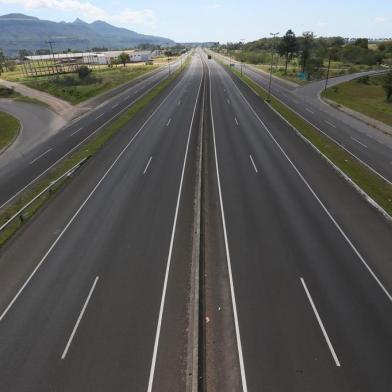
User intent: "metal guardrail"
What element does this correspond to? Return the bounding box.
[0,156,90,233]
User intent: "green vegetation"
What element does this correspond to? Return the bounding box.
[0,58,188,247]
[0,110,20,151]
[214,33,389,83]
[228,65,392,217]
[322,73,392,127]
[22,64,158,104]
[0,85,48,106]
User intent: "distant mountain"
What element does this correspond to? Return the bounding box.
[0,13,174,56]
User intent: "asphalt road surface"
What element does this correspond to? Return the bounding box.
[204,50,392,391]
[214,53,392,186]
[0,49,392,392]
[0,56,184,209]
[0,54,204,391]
[0,99,65,165]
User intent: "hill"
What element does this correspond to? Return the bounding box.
[0,13,174,56]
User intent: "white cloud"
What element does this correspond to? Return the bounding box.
[317,21,327,28]
[0,0,156,27]
[203,2,221,10]
[375,16,387,23]
[110,9,156,28]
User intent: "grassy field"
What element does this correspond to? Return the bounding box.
[0,111,20,151]
[322,75,392,127]
[21,64,158,104]
[227,65,392,218]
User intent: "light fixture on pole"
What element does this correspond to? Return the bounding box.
[240,38,246,76]
[267,32,279,102]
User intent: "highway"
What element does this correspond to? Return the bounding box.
[0,56,185,210]
[213,52,392,186]
[203,51,392,391]
[0,54,204,391]
[0,47,392,392]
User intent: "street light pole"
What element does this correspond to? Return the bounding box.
[240,38,245,76]
[324,54,332,92]
[267,32,279,102]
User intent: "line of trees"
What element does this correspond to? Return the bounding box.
[216,31,390,79]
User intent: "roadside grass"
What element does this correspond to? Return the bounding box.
[228,66,392,217]
[22,65,159,104]
[0,111,20,151]
[0,60,188,247]
[322,75,392,127]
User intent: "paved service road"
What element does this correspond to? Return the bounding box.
[0,56,185,209]
[0,99,65,166]
[0,54,204,391]
[213,52,392,186]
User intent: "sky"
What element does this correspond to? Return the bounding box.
[0,0,391,42]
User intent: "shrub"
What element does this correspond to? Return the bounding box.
[77,66,92,79]
[357,75,370,84]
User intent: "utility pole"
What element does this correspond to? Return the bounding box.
[240,38,246,76]
[324,54,332,92]
[168,57,171,75]
[267,32,279,102]
[46,40,59,75]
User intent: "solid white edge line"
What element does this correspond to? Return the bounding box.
[29,148,52,164]
[351,137,368,149]
[300,277,341,367]
[0,67,190,323]
[143,156,153,175]
[61,276,99,359]
[146,57,203,392]
[249,155,258,173]
[208,62,248,392]
[229,72,392,303]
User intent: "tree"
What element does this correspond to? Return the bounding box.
[0,48,5,74]
[354,38,369,49]
[77,65,91,79]
[299,32,315,73]
[277,29,298,74]
[382,71,392,102]
[118,52,130,67]
[18,49,32,60]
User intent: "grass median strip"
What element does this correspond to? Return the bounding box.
[0,111,20,152]
[228,65,392,218]
[0,60,188,248]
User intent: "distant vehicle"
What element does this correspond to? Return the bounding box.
[208,55,212,59]
[230,63,235,67]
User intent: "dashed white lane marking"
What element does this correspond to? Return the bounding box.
[300,278,341,367]
[143,156,153,174]
[70,127,83,137]
[29,149,52,164]
[249,155,258,173]
[324,120,337,128]
[61,276,99,360]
